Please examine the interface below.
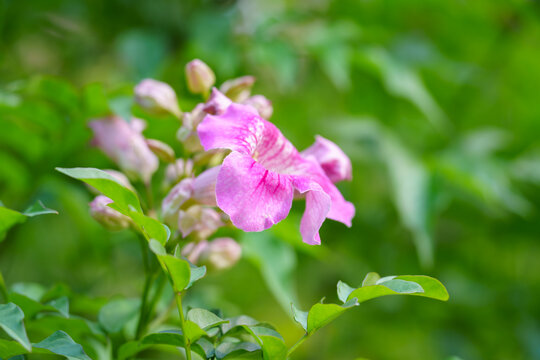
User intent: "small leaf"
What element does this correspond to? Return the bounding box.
[187,308,228,330]
[160,255,191,292]
[98,298,140,333]
[215,341,260,359]
[183,320,208,343]
[259,335,287,360]
[377,279,423,294]
[362,272,380,287]
[0,206,26,241]
[141,331,185,347]
[306,300,358,334]
[33,330,90,360]
[0,303,31,351]
[0,339,28,359]
[187,264,206,289]
[46,296,69,318]
[22,200,58,217]
[337,281,355,303]
[291,304,308,332]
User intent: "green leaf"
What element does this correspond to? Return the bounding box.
[0,303,31,351]
[187,264,207,289]
[291,304,308,332]
[160,255,191,292]
[0,206,26,241]
[215,341,260,359]
[337,281,355,304]
[347,275,449,303]
[23,200,58,217]
[56,167,169,244]
[362,272,381,287]
[184,320,208,343]
[0,339,27,359]
[9,292,67,319]
[33,330,91,360]
[141,331,185,347]
[241,325,286,360]
[98,298,140,333]
[46,296,70,318]
[187,308,228,330]
[0,271,8,303]
[306,299,358,334]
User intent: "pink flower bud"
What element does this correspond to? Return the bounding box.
[192,166,220,206]
[219,76,255,102]
[201,237,242,270]
[134,79,182,118]
[301,135,352,183]
[161,178,194,225]
[203,88,232,115]
[182,104,206,130]
[89,195,131,230]
[165,159,194,186]
[89,117,159,184]
[181,241,209,264]
[146,139,176,163]
[103,170,135,191]
[185,59,216,95]
[242,95,273,119]
[178,205,223,239]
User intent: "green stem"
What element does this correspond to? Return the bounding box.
[0,270,8,303]
[175,291,192,360]
[136,237,152,339]
[286,334,310,359]
[144,182,154,211]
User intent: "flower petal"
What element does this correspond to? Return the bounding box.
[216,152,294,231]
[292,177,331,245]
[302,135,352,183]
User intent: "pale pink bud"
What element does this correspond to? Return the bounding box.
[181,241,209,264]
[201,237,242,270]
[89,117,159,184]
[161,178,194,225]
[89,195,131,230]
[192,166,220,206]
[242,95,273,119]
[185,59,216,95]
[301,135,352,183]
[146,139,176,163]
[182,104,206,130]
[219,76,255,102]
[203,88,232,115]
[165,159,194,186]
[178,205,223,239]
[134,79,182,117]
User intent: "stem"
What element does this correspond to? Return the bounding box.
[144,182,154,211]
[286,334,310,359]
[0,270,8,303]
[175,291,192,360]
[136,237,152,339]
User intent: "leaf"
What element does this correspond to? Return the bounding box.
[187,308,228,330]
[347,275,449,303]
[0,303,31,351]
[0,271,8,303]
[187,264,207,289]
[362,272,381,287]
[0,339,27,359]
[23,200,58,217]
[141,331,185,347]
[0,206,26,241]
[306,299,358,334]
[159,255,191,292]
[46,296,70,318]
[56,167,169,244]
[33,330,91,360]
[337,281,355,304]
[215,341,260,359]
[9,293,68,319]
[183,320,208,343]
[291,304,308,332]
[98,298,140,333]
[242,325,286,360]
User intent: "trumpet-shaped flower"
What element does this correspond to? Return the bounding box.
[302,135,352,183]
[197,103,355,245]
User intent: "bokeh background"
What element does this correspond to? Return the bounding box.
[2,0,540,359]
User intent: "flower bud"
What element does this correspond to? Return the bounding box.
[182,104,206,130]
[181,241,209,264]
[165,159,194,187]
[104,170,135,191]
[89,195,131,230]
[243,95,273,119]
[203,88,232,115]
[146,139,176,163]
[134,79,182,118]
[178,205,223,239]
[161,178,194,226]
[301,135,352,183]
[185,59,215,95]
[192,166,220,206]
[201,237,242,270]
[219,76,255,102]
[89,117,159,184]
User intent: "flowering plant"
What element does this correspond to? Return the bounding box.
[0,60,448,360]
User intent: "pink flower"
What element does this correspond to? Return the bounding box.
[134,79,182,118]
[242,95,273,119]
[302,135,352,183]
[197,103,355,245]
[89,117,158,184]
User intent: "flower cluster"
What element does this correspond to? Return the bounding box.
[88,59,354,270]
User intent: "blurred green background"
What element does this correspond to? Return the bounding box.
[2,0,540,359]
